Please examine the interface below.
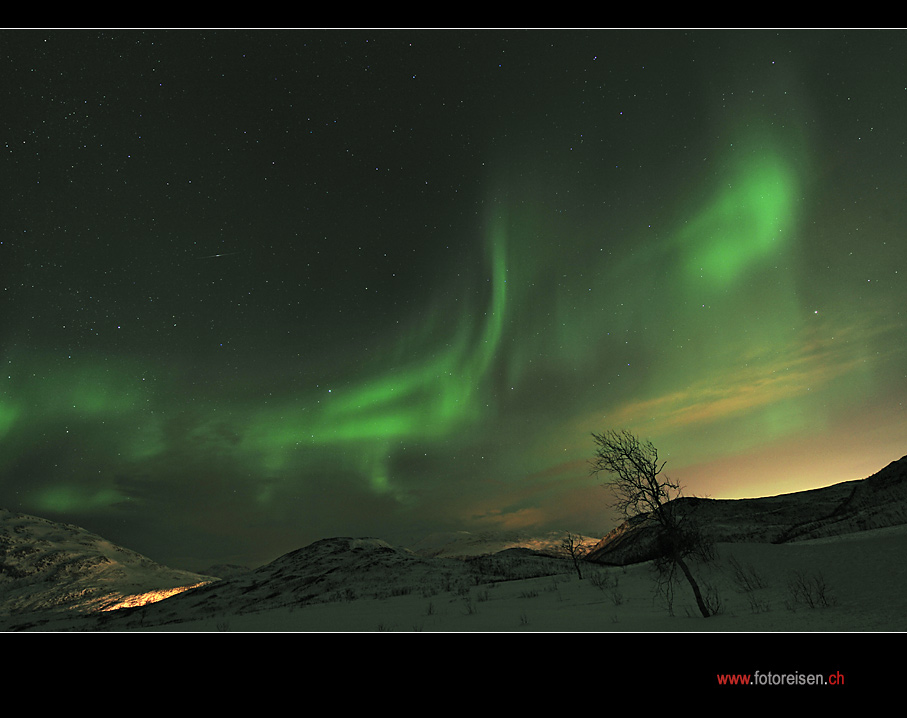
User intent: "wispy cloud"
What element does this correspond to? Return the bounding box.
[574,314,899,439]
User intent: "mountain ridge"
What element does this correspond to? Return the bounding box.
[585,454,907,565]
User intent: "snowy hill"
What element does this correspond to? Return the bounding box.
[586,455,907,566]
[0,507,215,622]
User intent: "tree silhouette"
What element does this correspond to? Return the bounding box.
[561,531,590,580]
[589,429,714,618]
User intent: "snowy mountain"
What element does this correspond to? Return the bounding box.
[0,507,216,623]
[586,454,907,566]
[2,455,906,632]
[408,529,598,559]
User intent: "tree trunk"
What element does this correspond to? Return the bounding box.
[675,555,711,618]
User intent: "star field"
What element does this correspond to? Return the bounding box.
[1,30,905,570]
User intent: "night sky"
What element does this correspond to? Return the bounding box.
[2,29,905,572]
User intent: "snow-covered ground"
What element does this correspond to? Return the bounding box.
[5,523,905,633]
[146,525,907,633]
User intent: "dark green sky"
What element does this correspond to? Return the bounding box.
[2,29,904,571]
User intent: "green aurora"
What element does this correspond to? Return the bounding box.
[2,30,904,570]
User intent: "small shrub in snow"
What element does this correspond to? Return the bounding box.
[727,555,769,593]
[785,569,836,610]
[747,594,772,614]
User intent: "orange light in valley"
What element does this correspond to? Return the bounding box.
[100,582,212,612]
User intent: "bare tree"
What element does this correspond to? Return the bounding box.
[589,429,714,618]
[561,532,591,580]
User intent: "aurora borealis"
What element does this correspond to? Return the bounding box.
[2,30,905,571]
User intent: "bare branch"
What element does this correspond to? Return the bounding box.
[590,429,680,525]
